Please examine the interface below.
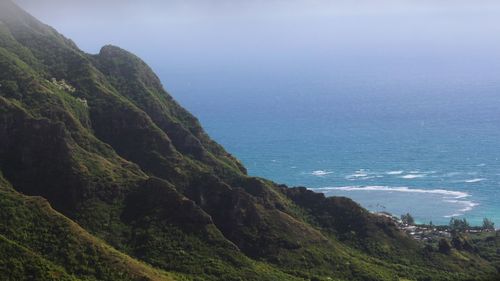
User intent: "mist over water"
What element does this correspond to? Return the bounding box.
[16,0,500,226]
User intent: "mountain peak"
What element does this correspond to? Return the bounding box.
[0,0,41,28]
[99,44,132,56]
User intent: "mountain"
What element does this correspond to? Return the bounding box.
[0,1,499,280]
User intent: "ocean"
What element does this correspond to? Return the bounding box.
[161,64,500,227]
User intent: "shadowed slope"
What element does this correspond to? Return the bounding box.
[0,172,177,281]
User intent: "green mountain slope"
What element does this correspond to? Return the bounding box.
[0,172,178,281]
[0,1,498,280]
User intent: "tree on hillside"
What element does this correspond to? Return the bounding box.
[438,238,452,254]
[482,218,495,231]
[449,218,470,233]
[401,213,415,225]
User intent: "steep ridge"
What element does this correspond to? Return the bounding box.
[0,1,499,280]
[94,45,246,177]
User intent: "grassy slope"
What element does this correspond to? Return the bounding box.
[0,173,178,281]
[0,1,498,280]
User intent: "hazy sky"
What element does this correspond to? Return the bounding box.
[12,0,500,103]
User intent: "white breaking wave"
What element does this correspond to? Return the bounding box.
[386,170,404,175]
[359,176,378,180]
[316,185,478,219]
[317,185,470,199]
[311,170,333,176]
[400,174,426,179]
[345,173,368,179]
[443,200,479,212]
[444,213,462,218]
[407,170,436,174]
[464,178,486,183]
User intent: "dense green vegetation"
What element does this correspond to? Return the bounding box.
[0,172,178,281]
[0,1,499,280]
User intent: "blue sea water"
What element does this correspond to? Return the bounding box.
[161,65,500,227]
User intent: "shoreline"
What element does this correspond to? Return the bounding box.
[313,186,496,227]
[373,211,498,242]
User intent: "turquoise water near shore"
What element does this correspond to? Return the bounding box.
[163,67,500,227]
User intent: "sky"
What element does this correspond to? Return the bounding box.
[12,0,500,105]
[14,1,500,64]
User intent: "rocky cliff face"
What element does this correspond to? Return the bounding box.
[0,1,498,280]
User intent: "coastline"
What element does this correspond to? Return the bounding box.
[372,211,499,242]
